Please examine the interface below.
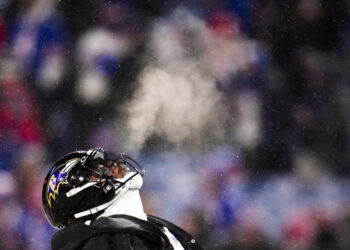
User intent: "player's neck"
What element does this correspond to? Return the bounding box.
[98,189,147,221]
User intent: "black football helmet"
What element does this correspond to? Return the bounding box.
[42,147,145,229]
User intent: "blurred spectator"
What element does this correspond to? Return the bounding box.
[74,0,143,106]
[0,57,44,170]
[14,145,53,250]
[9,0,68,92]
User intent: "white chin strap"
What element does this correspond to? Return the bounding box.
[72,173,143,219]
[66,182,97,198]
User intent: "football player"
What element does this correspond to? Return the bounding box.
[42,147,203,250]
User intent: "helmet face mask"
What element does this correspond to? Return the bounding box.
[42,148,144,229]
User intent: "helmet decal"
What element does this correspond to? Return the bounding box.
[46,158,80,207]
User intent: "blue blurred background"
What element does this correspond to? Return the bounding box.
[1,0,350,249]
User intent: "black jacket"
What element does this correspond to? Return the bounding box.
[51,214,203,250]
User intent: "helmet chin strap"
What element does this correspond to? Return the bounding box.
[74,193,121,219]
[66,182,97,198]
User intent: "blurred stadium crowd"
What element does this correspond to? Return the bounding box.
[1,0,350,249]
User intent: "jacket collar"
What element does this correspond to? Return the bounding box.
[51,215,172,250]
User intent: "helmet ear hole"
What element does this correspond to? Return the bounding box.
[71,171,87,186]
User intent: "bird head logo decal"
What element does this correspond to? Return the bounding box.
[46,158,80,207]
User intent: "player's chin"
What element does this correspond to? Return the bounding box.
[113,167,129,178]
[120,165,129,173]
